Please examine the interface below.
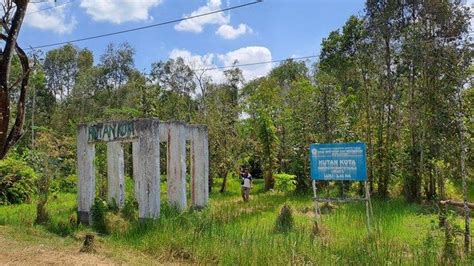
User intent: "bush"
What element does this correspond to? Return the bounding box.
[91,198,108,234]
[0,157,37,205]
[274,173,297,192]
[121,198,138,221]
[59,174,77,193]
[274,204,294,233]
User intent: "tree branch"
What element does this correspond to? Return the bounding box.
[0,0,28,85]
[5,43,29,149]
[0,0,29,158]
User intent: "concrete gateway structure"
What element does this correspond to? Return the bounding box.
[76,119,209,225]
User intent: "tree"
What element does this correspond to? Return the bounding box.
[210,68,243,193]
[245,77,282,190]
[285,79,317,191]
[98,42,135,100]
[0,0,30,159]
[43,44,92,101]
[150,57,196,122]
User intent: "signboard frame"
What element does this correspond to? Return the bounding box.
[309,142,374,234]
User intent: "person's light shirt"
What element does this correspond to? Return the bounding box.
[243,177,251,188]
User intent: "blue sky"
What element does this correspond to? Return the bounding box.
[21,0,367,82]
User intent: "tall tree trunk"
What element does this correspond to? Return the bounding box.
[457,89,470,253]
[376,99,385,196]
[220,172,228,193]
[362,70,374,193]
[0,0,30,159]
[406,59,422,202]
[379,35,393,198]
[437,164,447,227]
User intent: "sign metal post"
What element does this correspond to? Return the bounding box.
[310,142,374,234]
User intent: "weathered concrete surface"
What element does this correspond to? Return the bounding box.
[190,126,209,207]
[133,119,161,219]
[107,142,125,208]
[77,125,96,225]
[167,122,187,211]
[87,120,136,143]
[78,118,209,222]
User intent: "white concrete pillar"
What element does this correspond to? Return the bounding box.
[107,142,125,208]
[167,122,187,211]
[77,125,96,225]
[133,119,161,220]
[190,126,209,208]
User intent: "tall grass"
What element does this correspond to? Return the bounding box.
[0,178,472,264]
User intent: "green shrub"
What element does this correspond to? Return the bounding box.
[0,157,37,205]
[91,198,108,234]
[274,204,294,233]
[59,174,77,193]
[50,175,77,194]
[274,173,297,192]
[121,198,138,221]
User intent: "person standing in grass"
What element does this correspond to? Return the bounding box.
[241,169,252,202]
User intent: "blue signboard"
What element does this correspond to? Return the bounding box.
[310,143,367,181]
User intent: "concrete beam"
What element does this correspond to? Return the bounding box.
[167,122,187,211]
[77,125,96,225]
[107,142,125,208]
[133,119,161,220]
[190,126,209,208]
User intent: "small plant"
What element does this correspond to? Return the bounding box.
[443,212,460,264]
[108,199,120,213]
[69,213,78,226]
[274,203,294,233]
[422,220,439,263]
[121,198,138,221]
[274,173,297,193]
[91,197,108,234]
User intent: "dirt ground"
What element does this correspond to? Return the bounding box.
[0,226,151,265]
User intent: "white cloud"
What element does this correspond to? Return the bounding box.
[169,46,272,83]
[80,0,162,24]
[24,0,76,34]
[174,0,230,33]
[216,23,252,39]
[170,48,224,82]
[218,46,272,80]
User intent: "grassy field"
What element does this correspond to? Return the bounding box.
[0,178,472,265]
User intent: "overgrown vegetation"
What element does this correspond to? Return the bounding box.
[12,0,469,201]
[0,180,473,264]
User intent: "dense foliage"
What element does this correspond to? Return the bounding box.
[0,157,37,205]
[274,173,297,193]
